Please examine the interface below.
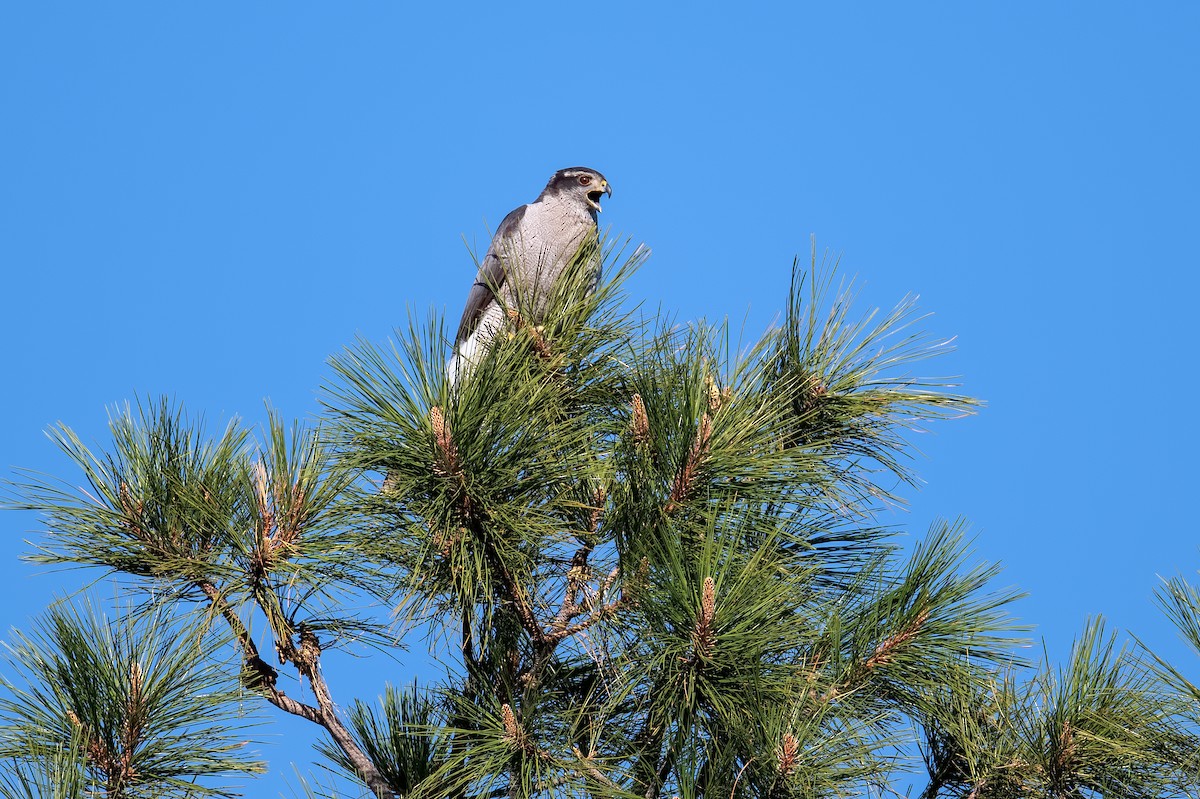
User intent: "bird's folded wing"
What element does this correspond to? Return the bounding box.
[453,204,530,346]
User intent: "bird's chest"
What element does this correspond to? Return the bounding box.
[505,205,592,289]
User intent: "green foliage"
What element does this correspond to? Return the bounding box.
[7,401,399,795]
[917,620,1193,798]
[0,600,263,797]
[314,242,1032,798]
[318,684,447,795]
[1141,575,1200,787]
[767,258,976,501]
[5,238,1196,798]
[0,729,89,799]
[12,400,390,654]
[13,399,251,581]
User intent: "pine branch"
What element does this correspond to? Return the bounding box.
[11,245,1136,798]
[195,579,396,798]
[0,601,264,795]
[549,544,597,634]
[547,566,630,645]
[469,516,547,650]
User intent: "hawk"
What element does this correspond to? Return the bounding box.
[447,167,612,385]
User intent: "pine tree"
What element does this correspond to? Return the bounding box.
[4,242,1195,797]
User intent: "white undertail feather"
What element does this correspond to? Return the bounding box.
[447,302,506,387]
[445,333,478,388]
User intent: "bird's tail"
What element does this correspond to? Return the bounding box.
[446,335,481,388]
[446,352,463,388]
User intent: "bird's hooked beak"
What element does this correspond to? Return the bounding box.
[586,179,612,213]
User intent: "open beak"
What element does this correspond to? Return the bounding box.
[586,180,612,212]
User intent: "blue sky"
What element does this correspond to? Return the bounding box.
[2,3,1198,794]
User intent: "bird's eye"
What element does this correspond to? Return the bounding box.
[578,175,592,186]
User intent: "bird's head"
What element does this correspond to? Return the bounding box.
[539,167,612,214]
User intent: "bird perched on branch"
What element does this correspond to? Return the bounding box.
[447,167,612,386]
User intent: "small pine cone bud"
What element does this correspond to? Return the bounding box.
[629,394,650,444]
[117,481,146,535]
[668,413,713,514]
[1058,720,1076,770]
[700,576,716,625]
[431,405,446,443]
[705,373,722,412]
[253,460,269,504]
[501,703,519,741]
[691,576,718,658]
[430,405,459,476]
[299,625,321,666]
[804,379,828,409]
[128,660,143,698]
[776,732,799,776]
[589,484,607,532]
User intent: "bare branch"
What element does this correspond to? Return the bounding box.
[196,580,395,797]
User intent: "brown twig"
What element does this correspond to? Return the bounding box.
[864,607,931,671]
[550,544,596,633]
[196,579,395,798]
[547,567,628,644]
[68,704,137,792]
[730,757,755,799]
[572,746,621,790]
[1055,720,1076,775]
[473,524,546,649]
[588,484,607,534]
